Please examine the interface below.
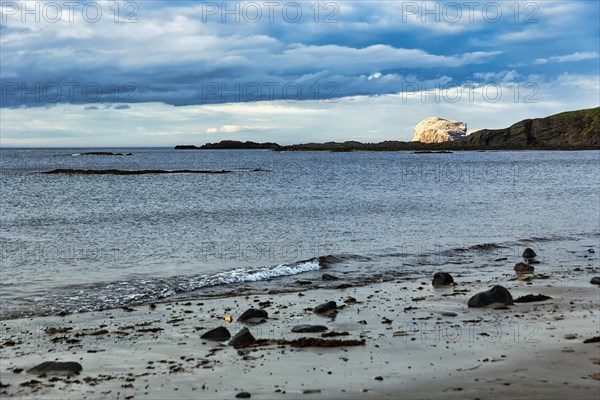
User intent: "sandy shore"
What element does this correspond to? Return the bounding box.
[1,266,599,399]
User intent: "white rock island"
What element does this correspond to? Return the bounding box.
[412,117,467,143]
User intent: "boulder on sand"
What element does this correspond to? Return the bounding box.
[432,272,454,287]
[514,262,535,273]
[238,309,268,323]
[228,328,256,347]
[467,285,514,307]
[291,325,329,333]
[27,361,82,375]
[313,301,337,316]
[522,248,537,259]
[200,326,231,341]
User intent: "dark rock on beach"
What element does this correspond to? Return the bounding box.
[522,248,537,259]
[235,392,252,398]
[313,301,337,315]
[467,285,514,307]
[238,308,268,322]
[200,326,231,341]
[322,273,339,281]
[291,325,328,333]
[432,272,454,287]
[27,361,82,375]
[514,262,535,273]
[514,294,552,303]
[228,328,256,347]
[590,277,600,285]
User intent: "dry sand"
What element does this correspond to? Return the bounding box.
[1,270,599,399]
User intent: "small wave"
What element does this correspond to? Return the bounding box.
[180,259,320,291]
[4,257,328,319]
[317,254,371,267]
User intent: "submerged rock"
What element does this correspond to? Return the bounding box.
[522,248,537,259]
[412,117,467,143]
[313,301,337,315]
[432,272,454,287]
[228,328,256,347]
[291,325,328,333]
[514,262,535,273]
[238,309,268,322]
[200,326,231,341]
[467,285,514,307]
[27,361,82,375]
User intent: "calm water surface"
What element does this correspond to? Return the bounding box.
[1,148,598,319]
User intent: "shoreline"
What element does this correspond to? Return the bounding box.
[1,265,599,399]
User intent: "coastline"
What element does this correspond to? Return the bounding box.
[2,262,598,399]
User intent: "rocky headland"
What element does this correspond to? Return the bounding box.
[273,107,600,151]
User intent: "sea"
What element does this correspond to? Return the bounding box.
[1,148,599,320]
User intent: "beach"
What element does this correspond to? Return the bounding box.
[2,0,600,397]
[2,255,599,400]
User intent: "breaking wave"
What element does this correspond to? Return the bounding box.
[3,257,336,319]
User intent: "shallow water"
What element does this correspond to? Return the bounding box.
[1,148,599,319]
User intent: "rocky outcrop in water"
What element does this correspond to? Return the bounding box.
[412,117,467,143]
[80,151,132,156]
[43,169,232,175]
[176,141,281,150]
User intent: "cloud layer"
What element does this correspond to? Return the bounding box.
[0,0,598,145]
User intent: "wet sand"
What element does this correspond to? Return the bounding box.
[1,268,599,399]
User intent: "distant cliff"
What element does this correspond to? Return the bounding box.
[275,107,599,151]
[176,140,281,150]
[460,107,599,149]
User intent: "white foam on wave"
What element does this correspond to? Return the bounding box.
[183,260,320,291]
[10,259,322,319]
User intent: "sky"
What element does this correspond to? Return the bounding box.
[0,0,599,147]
